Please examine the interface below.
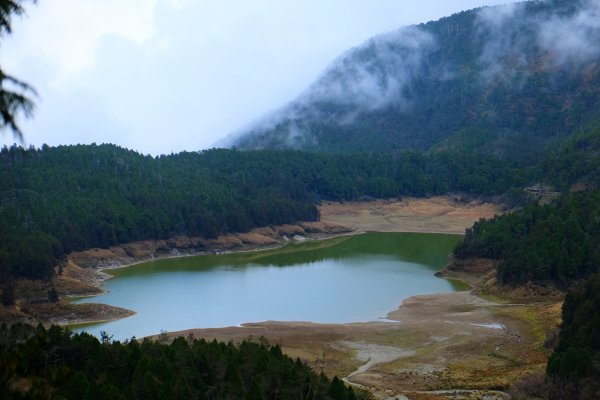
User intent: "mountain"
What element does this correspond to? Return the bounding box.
[226,0,600,161]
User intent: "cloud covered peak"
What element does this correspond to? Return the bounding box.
[231,0,600,154]
[476,0,600,80]
[301,26,435,111]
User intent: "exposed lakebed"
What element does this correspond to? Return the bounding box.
[73,232,465,340]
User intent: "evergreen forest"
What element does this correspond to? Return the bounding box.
[453,191,600,286]
[0,323,360,400]
[234,0,600,162]
[545,273,600,399]
[0,143,531,283]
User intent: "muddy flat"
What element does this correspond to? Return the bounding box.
[154,197,560,399]
[163,288,559,399]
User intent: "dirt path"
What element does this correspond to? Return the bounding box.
[339,341,415,378]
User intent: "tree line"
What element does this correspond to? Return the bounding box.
[453,191,600,287]
[0,143,529,283]
[544,273,600,399]
[0,323,361,400]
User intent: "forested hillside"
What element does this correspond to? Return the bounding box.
[0,323,360,400]
[541,124,600,191]
[451,190,600,397]
[230,0,600,162]
[453,191,600,286]
[0,143,531,283]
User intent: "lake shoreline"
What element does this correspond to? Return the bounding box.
[5,221,355,328]
[55,222,356,327]
[15,195,559,399]
[58,196,498,327]
[74,195,497,272]
[133,197,561,399]
[157,262,560,400]
[50,197,482,299]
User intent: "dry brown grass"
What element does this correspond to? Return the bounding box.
[158,286,560,399]
[319,196,500,234]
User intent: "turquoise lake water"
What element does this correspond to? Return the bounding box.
[73,232,464,340]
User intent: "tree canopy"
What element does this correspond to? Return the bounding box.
[0,323,361,400]
[454,191,600,287]
[545,273,600,399]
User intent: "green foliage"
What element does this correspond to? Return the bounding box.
[540,123,600,191]
[0,144,320,281]
[454,191,600,286]
[546,273,600,397]
[0,144,529,282]
[0,1,37,35]
[0,323,359,400]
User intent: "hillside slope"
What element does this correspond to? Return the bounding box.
[0,144,528,283]
[228,0,600,161]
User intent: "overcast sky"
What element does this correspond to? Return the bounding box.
[1,0,519,155]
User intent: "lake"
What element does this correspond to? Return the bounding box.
[73,232,465,340]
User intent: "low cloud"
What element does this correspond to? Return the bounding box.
[537,0,600,66]
[232,26,436,146]
[476,0,600,80]
[476,2,529,80]
[299,26,435,112]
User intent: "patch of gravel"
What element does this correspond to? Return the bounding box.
[338,341,415,377]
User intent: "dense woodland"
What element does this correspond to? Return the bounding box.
[545,273,600,399]
[453,191,600,286]
[0,323,360,400]
[0,143,530,283]
[541,124,600,191]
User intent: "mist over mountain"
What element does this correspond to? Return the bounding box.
[226,0,600,160]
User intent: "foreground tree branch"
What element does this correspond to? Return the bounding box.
[0,0,37,141]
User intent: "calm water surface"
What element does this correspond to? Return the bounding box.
[73,232,464,340]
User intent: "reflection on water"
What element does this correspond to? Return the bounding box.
[73,232,465,340]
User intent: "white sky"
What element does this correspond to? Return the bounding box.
[1,0,518,155]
